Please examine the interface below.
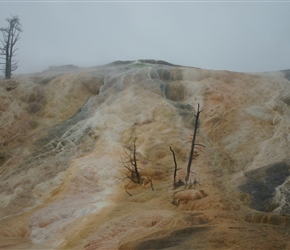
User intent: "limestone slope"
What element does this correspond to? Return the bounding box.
[0,61,290,249]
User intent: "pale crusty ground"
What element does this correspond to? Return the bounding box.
[0,62,290,249]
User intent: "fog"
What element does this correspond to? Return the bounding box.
[0,1,290,75]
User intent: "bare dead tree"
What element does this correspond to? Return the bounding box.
[132,139,141,183]
[170,146,182,189]
[0,15,22,79]
[185,103,204,185]
[120,138,141,184]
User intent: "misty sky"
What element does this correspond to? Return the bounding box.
[0,1,290,75]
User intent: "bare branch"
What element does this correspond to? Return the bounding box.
[185,103,202,185]
[170,146,179,188]
[146,175,154,191]
[125,190,133,196]
[124,173,137,183]
[195,147,205,154]
[12,48,18,54]
[123,147,132,160]
[119,158,133,173]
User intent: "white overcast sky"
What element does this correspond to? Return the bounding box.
[0,1,290,74]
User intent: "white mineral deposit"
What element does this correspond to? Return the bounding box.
[1,61,290,249]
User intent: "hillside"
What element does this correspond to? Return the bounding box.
[0,60,290,249]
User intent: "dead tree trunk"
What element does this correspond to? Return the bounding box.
[132,139,141,184]
[170,146,179,188]
[120,138,141,184]
[185,103,202,185]
[0,16,22,79]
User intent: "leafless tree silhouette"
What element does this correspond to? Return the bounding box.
[0,15,22,79]
[120,138,141,184]
[185,103,204,185]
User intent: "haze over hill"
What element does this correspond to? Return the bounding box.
[1,60,290,249]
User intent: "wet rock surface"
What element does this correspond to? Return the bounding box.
[239,161,290,213]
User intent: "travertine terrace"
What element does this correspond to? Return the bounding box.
[1,60,290,249]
